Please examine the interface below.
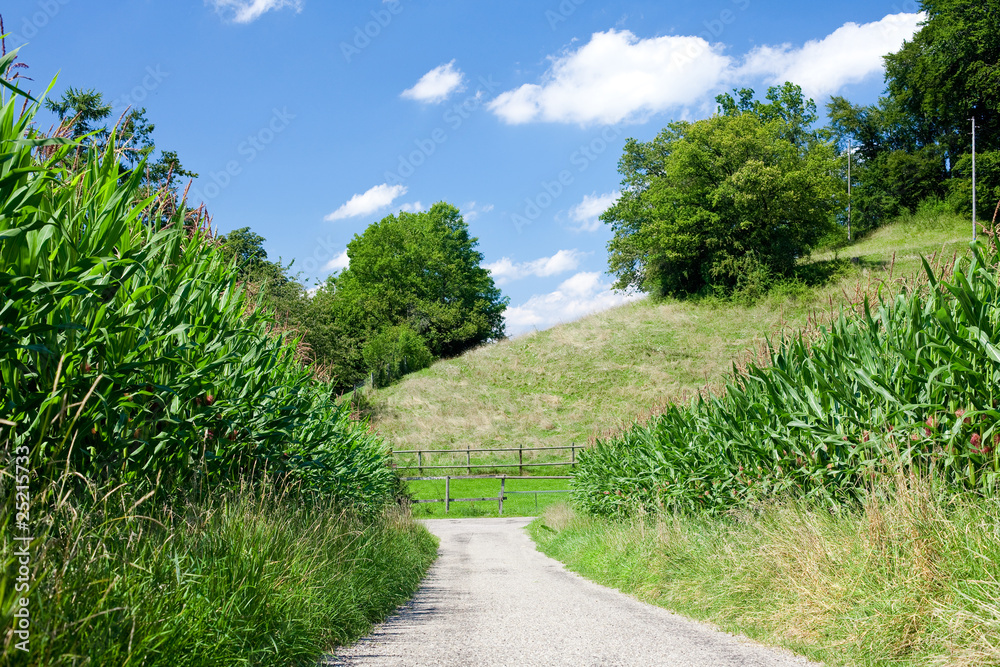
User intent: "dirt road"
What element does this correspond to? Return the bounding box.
[325,517,818,667]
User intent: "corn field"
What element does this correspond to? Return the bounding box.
[574,238,1000,516]
[0,51,396,509]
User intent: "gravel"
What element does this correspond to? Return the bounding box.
[324,517,820,667]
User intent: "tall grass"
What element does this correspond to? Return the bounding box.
[574,238,1000,515]
[3,474,436,666]
[533,481,1000,666]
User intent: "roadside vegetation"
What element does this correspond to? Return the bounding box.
[0,49,435,665]
[531,3,1000,665]
[532,480,1000,667]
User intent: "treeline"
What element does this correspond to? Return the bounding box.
[604,0,997,300]
[32,78,508,397]
[219,203,507,393]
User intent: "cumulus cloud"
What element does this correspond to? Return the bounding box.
[485,249,586,285]
[489,15,924,125]
[208,0,302,23]
[322,250,350,273]
[489,29,732,125]
[737,13,926,99]
[401,61,466,104]
[505,272,642,335]
[568,191,619,232]
[325,183,407,221]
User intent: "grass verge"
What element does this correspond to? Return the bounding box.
[530,479,1000,667]
[4,480,437,666]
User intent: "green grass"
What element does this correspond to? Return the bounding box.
[531,484,1000,667]
[368,214,973,461]
[408,476,572,518]
[5,478,437,666]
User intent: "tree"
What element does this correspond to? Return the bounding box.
[884,0,1000,159]
[603,93,839,298]
[882,0,1000,215]
[44,87,197,191]
[717,82,820,149]
[45,87,111,137]
[218,226,305,319]
[826,95,948,231]
[333,202,507,360]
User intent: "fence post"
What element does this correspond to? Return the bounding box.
[519,446,523,476]
[445,476,450,514]
[571,444,576,468]
[499,475,505,516]
[418,450,423,476]
[467,445,471,475]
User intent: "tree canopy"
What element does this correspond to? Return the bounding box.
[603,86,839,298]
[333,202,507,359]
[826,0,1000,226]
[44,86,197,187]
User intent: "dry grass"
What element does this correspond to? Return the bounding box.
[367,213,973,457]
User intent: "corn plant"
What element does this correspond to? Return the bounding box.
[574,239,1000,516]
[0,51,396,508]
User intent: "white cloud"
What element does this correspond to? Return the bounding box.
[486,249,586,285]
[463,201,495,222]
[325,183,407,221]
[401,61,466,104]
[489,15,924,125]
[208,0,302,23]
[505,272,642,335]
[488,29,732,125]
[322,250,349,273]
[737,13,926,99]
[568,191,619,232]
[399,201,424,213]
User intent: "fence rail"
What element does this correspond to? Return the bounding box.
[405,475,572,515]
[392,445,581,475]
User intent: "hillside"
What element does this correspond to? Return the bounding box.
[367,213,973,458]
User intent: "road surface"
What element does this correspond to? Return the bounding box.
[325,517,818,667]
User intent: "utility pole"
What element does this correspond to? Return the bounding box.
[847,138,852,243]
[972,117,977,241]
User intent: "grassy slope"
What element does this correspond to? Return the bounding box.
[371,213,972,459]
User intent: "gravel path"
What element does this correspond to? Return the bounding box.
[325,517,819,667]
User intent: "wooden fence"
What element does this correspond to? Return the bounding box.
[392,445,580,476]
[403,475,572,515]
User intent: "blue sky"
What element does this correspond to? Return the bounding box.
[6,0,924,335]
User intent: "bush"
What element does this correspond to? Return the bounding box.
[362,324,434,388]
